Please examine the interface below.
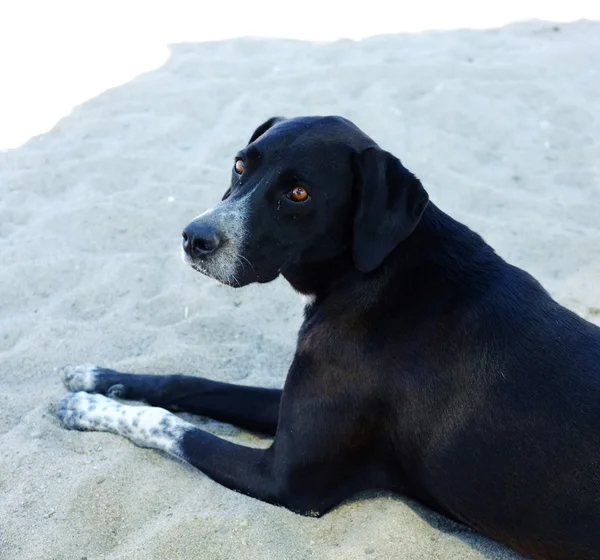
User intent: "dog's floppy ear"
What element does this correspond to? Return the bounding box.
[248,117,285,144]
[352,147,429,273]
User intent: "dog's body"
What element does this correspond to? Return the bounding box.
[58,116,600,560]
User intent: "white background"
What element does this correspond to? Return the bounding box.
[0,0,599,149]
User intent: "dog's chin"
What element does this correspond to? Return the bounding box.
[181,251,243,288]
[187,260,241,288]
[181,249,282,288]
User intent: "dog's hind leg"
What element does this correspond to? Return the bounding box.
[59,365,281,435]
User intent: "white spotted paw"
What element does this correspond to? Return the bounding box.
[59,364,99,392]
[56,392,190,456]
[56,391,119,432]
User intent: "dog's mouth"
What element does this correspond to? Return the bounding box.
[181,246,244,288]
[190,261,207,275]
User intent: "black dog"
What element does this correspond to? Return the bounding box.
[57,116,600,560]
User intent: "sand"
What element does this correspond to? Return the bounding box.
[1,19,600,560]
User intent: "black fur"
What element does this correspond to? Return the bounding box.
[79,117,600,560]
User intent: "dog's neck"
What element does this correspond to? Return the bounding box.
[396,202,502,278]
[283,251,356,300]
[283,203,503,309]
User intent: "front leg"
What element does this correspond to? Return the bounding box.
[57,392,282,505]
[56,385,382,517]
[60,365,281,435]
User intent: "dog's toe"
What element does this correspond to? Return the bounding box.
[56,391,113,431]
[59,364,99,392]
[56,392,84,430]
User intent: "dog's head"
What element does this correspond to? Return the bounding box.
[182,116,428,288]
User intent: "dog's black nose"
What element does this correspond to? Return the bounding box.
[182,221,221,258]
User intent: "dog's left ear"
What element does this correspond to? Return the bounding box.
[352,147,429,273]
[248,117,285,144]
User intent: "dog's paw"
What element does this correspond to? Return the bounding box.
[59,364,100,392]
[56,391,117,432]
[56,391,190,456]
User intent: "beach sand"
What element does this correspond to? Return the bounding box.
[1,19,599,560]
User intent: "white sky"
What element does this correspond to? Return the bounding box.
[0,0,598,149]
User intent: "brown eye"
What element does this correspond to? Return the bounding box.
[234,159,245,174]
[288,186,309,202]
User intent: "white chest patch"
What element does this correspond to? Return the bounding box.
[302,294,316,305]
[56,392,191,458]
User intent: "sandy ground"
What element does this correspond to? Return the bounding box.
[1,19,600,560]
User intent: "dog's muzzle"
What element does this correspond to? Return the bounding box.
[181,198,249,286]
